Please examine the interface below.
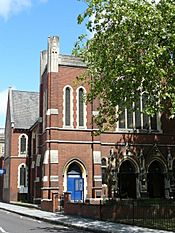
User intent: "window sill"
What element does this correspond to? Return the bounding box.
[63,125,74,129]
[76,126,87,130]
[117,129,162,134]
[18,154,27,157]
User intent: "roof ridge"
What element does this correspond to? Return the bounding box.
[12,90,39,94]
[9,88,14,124]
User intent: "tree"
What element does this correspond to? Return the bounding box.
[74,0,175,131]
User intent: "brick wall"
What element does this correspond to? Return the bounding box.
[64,197,175,222]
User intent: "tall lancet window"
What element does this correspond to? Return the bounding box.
[21,135,26,154]
[65,87,71,126]
[20,165,26,186]
[19,134,28,156]
[79,88,84,127]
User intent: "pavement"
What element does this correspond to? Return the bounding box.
[0,201,173,233]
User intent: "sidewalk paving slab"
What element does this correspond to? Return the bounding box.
[0,202,173,233]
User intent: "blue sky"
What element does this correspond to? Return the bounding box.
[0,0,87,128]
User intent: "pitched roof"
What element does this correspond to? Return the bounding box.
[10,90,39,129]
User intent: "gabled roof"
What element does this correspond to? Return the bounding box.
[10,90,39,129]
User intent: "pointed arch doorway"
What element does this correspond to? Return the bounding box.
[147,160,165,198]
[67,162,84,202]
[118,160,137,199]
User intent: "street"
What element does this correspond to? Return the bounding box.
[0,209,93,233]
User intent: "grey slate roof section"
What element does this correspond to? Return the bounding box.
[11,90,39,129]
[59,55,86,68]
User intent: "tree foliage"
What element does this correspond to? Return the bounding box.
[74,0,175,131]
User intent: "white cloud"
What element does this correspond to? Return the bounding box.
[0,89,8,128]
[0,0,31,20]
[0,0,48,20]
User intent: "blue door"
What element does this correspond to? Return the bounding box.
[67,163,84,201]
[67,176,84,201]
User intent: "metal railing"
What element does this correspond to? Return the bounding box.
[101,199,175,231]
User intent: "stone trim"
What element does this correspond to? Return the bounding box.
[93,151,102,164]
[46,109,59,115]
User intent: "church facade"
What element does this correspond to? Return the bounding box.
[4,36,175,209]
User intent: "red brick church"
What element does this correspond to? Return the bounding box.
[4,36,175,210]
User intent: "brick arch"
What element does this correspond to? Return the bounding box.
[147,159,167,198]
[117,159,139,199]
[62,159,88,200]
[147,158,167,174]
[62,158,87,176]
[117,157,140,174]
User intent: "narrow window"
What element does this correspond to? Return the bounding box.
[79,88,84,127]
[20,135,26,154]
[127,103,133,129]
[33,138,36,155]
[65,87,71,126]
[135,99,141,129]
[142,95,149,129]
[119,110,125,128]
[101,158,107,184]
[151,115,157,130]
[20,165,26,186]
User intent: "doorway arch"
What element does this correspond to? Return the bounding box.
[147,160,165,198]
[118,160,137,198]
[65,161,85,201]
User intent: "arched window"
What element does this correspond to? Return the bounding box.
[19,134,28,156]
[20,165,26,186]
[79,88,84,127]
[18,164,28,188]
[65,87,71,127]
[21,135,26,153]
[77,87,87,128]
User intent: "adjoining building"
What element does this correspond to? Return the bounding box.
[4,36,175,209]
[0,128,5,200]
[4,90,39,202]
[0,128,4,158]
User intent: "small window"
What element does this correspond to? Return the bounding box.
[20,165,26,186]
[19,134,28,155]
[102,158,107,166]
[18,164,28,188]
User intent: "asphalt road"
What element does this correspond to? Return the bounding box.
[0,209,94,233]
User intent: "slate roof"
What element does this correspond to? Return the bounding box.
[59,54,86,68]
[10,90,39,129]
